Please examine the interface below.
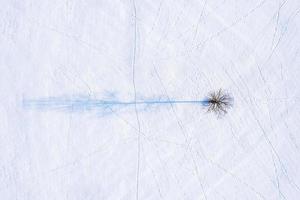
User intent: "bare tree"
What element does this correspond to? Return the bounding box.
[205,89,233,116]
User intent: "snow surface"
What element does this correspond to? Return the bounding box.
[1,0,300,199]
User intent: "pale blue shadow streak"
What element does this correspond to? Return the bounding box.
[23,96,209,116]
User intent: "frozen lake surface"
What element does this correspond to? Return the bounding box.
[1,0,300,199]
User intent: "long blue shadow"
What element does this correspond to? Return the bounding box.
[23,96,209,114]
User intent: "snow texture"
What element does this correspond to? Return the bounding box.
[1,0,300,199]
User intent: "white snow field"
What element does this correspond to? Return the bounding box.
[1,0,300,199]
